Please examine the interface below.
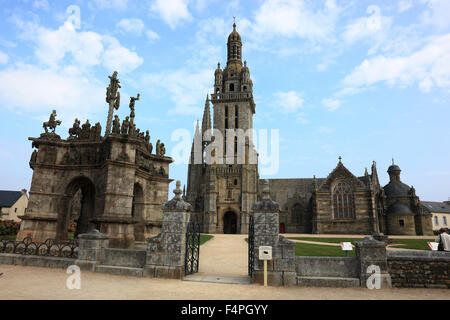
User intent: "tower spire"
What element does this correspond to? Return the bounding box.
[202,94,211,136]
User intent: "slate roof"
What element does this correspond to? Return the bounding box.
[0,190,23,208]
[421,201,450,214]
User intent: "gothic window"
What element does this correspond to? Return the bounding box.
[229,83,234,92]
[235,106,238,128]
[225,106,229,129]
[332,182,355,219]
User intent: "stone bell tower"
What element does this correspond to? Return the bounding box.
[187,22,259,234]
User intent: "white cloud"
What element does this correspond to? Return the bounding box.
[250,0,342,42]
[342,34,450,93]
[421,0,450,29]
[322,98,342,111]
[33,0,49,10]
[0,51,8,64]
[116,18,145,35]
[146,30,160,41]
[0,64,104,124]
[15,5,143,74]
[150,0,192,29]
[141,69,212,115]
[102,36,144,73]
[342,6,392,48]
[91,0,129,10]
[274,91,304,113]
[398,0,413,12]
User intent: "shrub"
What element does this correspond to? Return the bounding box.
[0,220,21,236]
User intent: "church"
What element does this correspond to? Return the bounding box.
[185,23,433,236]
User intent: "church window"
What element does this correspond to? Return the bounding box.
[235,106,238,128]
[230,83,234,92]
[332,182,355,219]
[234,179,238,186]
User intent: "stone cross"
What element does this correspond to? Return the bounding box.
[105,71,121,136]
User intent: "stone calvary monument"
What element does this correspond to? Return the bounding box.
[17,72,173,248]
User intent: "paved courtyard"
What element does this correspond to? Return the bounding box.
[0,264,448,300]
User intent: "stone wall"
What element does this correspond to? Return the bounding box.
[387,251,450,289]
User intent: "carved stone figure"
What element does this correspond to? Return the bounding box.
[160,143,166,156]
[43,110,61,133]
[129,93,140,124]
[156,140,161,156]
[149,142,153,154]
[81,120,91,139]
[94,122,102,140]
[121,116,130,135]
[105,71,121,135]
[112,115,121,134]
[68,118,81,139]
[30,149,38,164]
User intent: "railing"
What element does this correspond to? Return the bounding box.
[0,237,79,259]
[210,92,253,102]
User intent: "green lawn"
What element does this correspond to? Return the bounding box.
[287,237,364,244]
[390,238,435,250]
[200,234,213,245]
[288,236,436,252]
[294,242,356,257]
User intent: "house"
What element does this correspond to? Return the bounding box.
[0,189,28,222]
[421,201,450,233]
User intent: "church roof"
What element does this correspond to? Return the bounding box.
[421,201,450,213]
[386,202,414,215]
[383,180,411,197]
[0,190,23,208]
[228,23,241,42]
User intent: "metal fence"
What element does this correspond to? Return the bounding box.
[0,236,78,259]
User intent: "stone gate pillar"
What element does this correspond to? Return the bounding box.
[251,180,296,286]
[75,229,109,271]
[353,236,392,289]
[143,181,191,279]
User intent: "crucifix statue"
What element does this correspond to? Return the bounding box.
[129,93,140,125]
[105,71,121,135]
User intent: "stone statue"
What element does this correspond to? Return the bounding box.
[129,93,140,124]
[156,140,161,156]
[160,143,166,156]
[112,115,121,134]
[43,110,61,133]
[68,118,81,139]
[30,149,38,164]
[148,142,153,154]
[92,122,102,140]
[144,130,150,144]
[121,116,130,135]
[81,120,91,139]
[105,71,121,135]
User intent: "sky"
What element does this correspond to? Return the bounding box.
[0,0,449,201]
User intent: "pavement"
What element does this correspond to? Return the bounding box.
[0,264,448,300]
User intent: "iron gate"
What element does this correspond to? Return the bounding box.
[185,221,201,275]
[248,214,255,277]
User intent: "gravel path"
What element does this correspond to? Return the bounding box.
[0,264,448,300]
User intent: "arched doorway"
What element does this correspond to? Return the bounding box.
[223,211,237,234]
[291,203,312,233]
[58,177,96,240]
[132,183,145,241]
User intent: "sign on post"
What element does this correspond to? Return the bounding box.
[258,246,272,287]
[259,246,272,260]
[340,242,353,256]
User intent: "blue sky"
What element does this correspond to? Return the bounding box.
[0,0,449,201]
